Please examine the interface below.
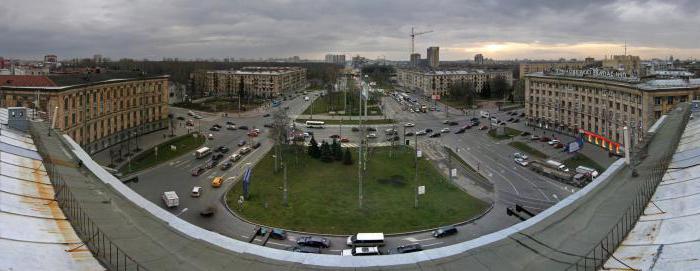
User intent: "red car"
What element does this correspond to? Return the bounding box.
[191,166,205,176]
[340,137,350,143]
[247,131,259,137]
[554,143,564,149]
[539,137,551,142]
[479,125,488,130]
[330,134,340,139]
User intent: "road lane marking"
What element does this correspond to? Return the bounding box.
[422,242,444,247]
[404,237,434,242]
[267,241,291,247]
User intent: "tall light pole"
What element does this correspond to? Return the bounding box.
[358,80,364,209]
[414,132,419,208]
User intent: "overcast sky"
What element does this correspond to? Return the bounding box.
[1,0,699,61]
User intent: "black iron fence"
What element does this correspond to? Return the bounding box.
[565,106,690,271]
[30,124,148,271]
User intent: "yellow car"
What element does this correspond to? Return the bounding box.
[211,176,223,188]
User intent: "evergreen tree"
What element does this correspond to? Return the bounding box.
[331,139,343,161]
[343,148,353,165]
[320,141,333,162]
[308,136,320,159]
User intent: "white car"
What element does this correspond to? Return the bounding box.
[416,130,427,136]
[548,139,560,145]
[440,128,450,133]
[513,152,529,160]
[442,120,450,124]
[514,158,529,166]
[404,122,415,127]
[191,186,202,197]
[341,246,381,256]
[366,133,377,138]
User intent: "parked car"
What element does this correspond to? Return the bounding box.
[440,127,450,133]
[470,117,479,122]
[226,121,235,125]
[220,161,233,170]
[263,123,274,128]
[247,131,259,137]
[425,128,433,133]
[554,143,565,149]
[367,127,377,132]
[296,236,330,248]
[521,132,531,137]
[514,158,529,167]
[448,121,459,126]
[238,125,249,130]
[388,244,423,254]
[209,127,220,131]
[432,226,458,238]
[351,127,360,132]
[507,118,514,122]
[213,124,222,128]
[442,120,450,124]
[239,147,252,155]
[530,135,540,141]
[539,137,551,142]
[269,229,287,240]
[340,137,350,143]
[513,119,520,123]
[252,142,261,149]
[212,153,224,161]
[366,133,377,138]
[330,134,340,139]
[416,130,427,136]
[513,152,529,160]
[186,120,194,126]
[238,140,246,146]
[404,122,415,127]
[207,134,214,140]
[227,125,236,130]
[405,132,415,137]
[341,246,381,256]
[429,133,442,138]
[287,246,321,254]
[479,125,488,130]
[548,139,560,145]
[176,116,185,120]
[191,166,205,176]
[194,115,203,119]
[263,113,270,117]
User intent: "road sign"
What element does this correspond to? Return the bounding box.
[418,186,426,195]
[451,168,457,177]
[417,150,422,157]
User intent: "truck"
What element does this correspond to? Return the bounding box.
[529,161,592,188]
[576,166,599,178]
[162,191,179,208]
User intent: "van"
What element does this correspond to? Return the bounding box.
[162,191,179,207]
[546,160,569,172]
[346,233,384,247]
[576,166,599,178]
[191,186,202,197]
[211,176,223,188]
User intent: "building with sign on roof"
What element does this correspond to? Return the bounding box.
[0,72,169,154]
[524,68,700,153]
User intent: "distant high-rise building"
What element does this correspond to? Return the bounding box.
[44,55,58,64]
[584,57,595,64]
[474,54,484,64]
[427,46,439,68]
[410,53,421,67]
[93,54,103,64]
[325,54,346,65]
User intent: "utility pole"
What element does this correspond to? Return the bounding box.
[358,81,364,209]
[414,132,419,208]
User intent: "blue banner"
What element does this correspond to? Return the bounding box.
[243,167,252,198]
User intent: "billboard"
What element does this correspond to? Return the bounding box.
[431,94,441,101]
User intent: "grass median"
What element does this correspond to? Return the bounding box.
[508,141,549,159]
[295,118,396,125]
[563,153,605,172]
[119,133,206,174]
[227,146,488,234]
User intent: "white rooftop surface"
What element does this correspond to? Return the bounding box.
[0,126,102,270]
[605,115,700,270]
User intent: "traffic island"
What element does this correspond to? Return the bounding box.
[226,146,488,234]
[118,133,206,174]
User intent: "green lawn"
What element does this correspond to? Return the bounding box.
[303,92,383,116]
[294,118,396,125]
[119,133,206,174]
[174,97,264,112]
[488,127,523,140]
[563,153,605,172]
[227,146,488,234]
[508,141,549,159]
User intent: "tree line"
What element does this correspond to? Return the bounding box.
[447,76,519,106]
[307,136,353,165]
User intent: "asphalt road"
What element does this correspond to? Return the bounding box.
[127,87,585,255]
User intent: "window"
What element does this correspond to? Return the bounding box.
[667,96,674,104]
[654,97,662,105]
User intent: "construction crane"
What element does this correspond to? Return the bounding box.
[410,27,433,54]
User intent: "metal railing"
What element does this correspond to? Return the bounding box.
[30,123,148,271]
[565,105,690,271]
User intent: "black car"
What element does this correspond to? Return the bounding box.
[269,229,287,240]
[263,113,271,117]
[212,153,224,161]
[217,146,230,153]
[263,123,274,128]
[213,124,222,128]
[220,161,232,170]
[520,132,531,137]
[425,128,433,133]
[226,121,235,125]
[519,112,526,117]
[429,133,441,138]
[470,117,479,122]
[253,142,261,149]
[238,125,249,130]
[205,159,219,169]
[209,127,220,131]
[448,121,459,126]
[432,226,458,238]
[513,119,520,123]
[388,244,423,254]
[176,116,185,120]
[455,128,466,134]
[351,127,360,132]
[405,132,415,137]
[200,206,216,217]
[286,246,321,254]
[296,236,330,248]
[367,127,377,132]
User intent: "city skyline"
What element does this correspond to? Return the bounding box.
[1,0,699,61]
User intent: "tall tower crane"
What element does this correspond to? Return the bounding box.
[410,27,433,54]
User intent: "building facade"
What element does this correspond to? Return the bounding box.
[427,47,439,68]
[324,54,346,65]
[525,69,700,152]
[410,53,421,67]
[397,68,513,97]
[602,55,641,75]
[0,74,169,154]
[518,61,590,79]
[191,66,306,98]
[474,54,484,65]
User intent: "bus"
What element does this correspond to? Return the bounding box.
[346,233,385,247]
[305,121,325,128]
[194,147,212,159]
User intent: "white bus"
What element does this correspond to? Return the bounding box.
[346,233,385,247]
[305,120,325,129]
[194,147,212,159]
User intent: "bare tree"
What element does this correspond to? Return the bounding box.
[269,107,291,173]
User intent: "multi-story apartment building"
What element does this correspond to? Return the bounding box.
[525,68,700,153]
[0,73,169,154]
[427,47,439,68]
[518,60,591,79]
[397,68,513,97]
[324,54,346,65]
[191,66,306,98]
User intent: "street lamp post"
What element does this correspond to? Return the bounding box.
[414,132,419,208]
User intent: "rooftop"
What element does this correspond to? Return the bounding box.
[0,108,102,270]
[0,72,168,91]
[527,70,700,91]
[605,101,700,270]
[207,66,305,75]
